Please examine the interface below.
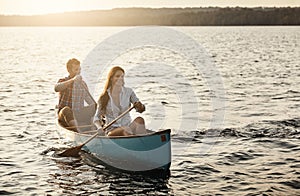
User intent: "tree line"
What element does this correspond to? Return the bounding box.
[0,7,299,26]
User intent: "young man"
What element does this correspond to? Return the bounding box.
[55,58,96,132]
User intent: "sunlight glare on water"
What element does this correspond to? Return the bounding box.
[0,26,299,195]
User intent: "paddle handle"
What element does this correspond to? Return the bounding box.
[81,105,135,146]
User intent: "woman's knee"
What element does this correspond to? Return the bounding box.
[107,127,128,136]
[134,117,145,124]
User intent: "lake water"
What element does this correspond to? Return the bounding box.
[0,26,299,195]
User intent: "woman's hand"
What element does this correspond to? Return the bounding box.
[134,102,145,113]
[97,127,106,136]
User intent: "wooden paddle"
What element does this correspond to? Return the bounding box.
[58,105,135,157]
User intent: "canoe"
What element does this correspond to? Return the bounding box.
[56,122,172,172]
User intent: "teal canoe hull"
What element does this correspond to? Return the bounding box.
[57,123,171,172]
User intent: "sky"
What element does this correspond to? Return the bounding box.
[0,0,299,15]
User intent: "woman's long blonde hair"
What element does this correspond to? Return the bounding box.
[99,66,125,113]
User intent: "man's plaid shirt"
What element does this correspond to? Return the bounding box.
[56,76,94,112]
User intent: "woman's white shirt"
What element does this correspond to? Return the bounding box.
[94,87,139,127]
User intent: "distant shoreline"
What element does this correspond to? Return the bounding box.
[0,7,299,26]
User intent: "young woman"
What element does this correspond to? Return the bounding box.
[94,66,146,136]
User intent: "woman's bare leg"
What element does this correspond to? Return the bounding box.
[130,117,147,135]
[107,127,130,136]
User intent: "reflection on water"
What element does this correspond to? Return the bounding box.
[46,150,170,195]
[0,26,299,195]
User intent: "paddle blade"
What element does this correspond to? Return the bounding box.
[58,144,83,157]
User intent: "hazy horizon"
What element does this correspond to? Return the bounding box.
[0,0,299,15]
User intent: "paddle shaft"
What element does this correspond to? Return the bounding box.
[79,105,135,146]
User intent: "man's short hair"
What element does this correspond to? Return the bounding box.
[66,58,80,72]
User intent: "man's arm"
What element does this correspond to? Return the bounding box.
[54,75,81,92]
